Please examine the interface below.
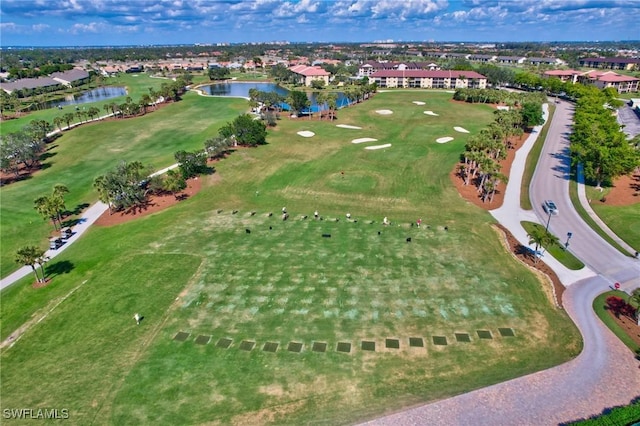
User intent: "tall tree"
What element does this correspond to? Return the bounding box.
[219,114,267,147]
[286,90,310,116]
[15,245,48,283]
[163,168,187,198]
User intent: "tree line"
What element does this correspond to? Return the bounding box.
[458,90,545,203]
[569,87,640,188]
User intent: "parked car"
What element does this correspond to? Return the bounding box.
[543,200,559,215]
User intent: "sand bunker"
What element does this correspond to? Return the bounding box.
[436,137,454,144]
[336,124,362,129]
[352,138,378,144]
[497,105,510,111]
[297,131,315,137]
[454,127,470,133]
[365,143,392,150]
[424,111,439,116]
[375,109,393,115]
[412,101,426,105]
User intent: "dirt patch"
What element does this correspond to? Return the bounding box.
[94,176,203,227]
[450,132,528,210]
[599,172,640,206]
[606,309,640,348]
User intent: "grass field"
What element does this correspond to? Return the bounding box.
[589,202,640,253]
[0,90,582,424]
[0,90,247,278]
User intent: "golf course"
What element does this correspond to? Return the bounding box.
[0,75,581,424]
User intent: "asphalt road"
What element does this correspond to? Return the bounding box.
[530,100,640,292]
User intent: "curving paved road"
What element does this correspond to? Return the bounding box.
[363,101,640,425]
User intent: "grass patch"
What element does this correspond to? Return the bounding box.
[240,340,256,351]
[455,333,471,343]
[216,338,233,349]
[521,104,555,210]
[312,341,327,352]
[362,340,376,351]
[173,331,190,342]
[432,336,448,346]
[336,342,352,353]
[409,337,424,347]
[588,202,640,254]
[477,330,493,339]
[263,342,279,352]
[287,341,303,353]
[592,291,640,353]
[521,221,585,270]
[385,338,400,349]
[568,177,632,256]
[498,328,515,337]
[194,335,211,345]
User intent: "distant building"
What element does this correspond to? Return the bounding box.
[544,69,639,93]
[50,68,91,87]
[370,70,487,89]
[289,65,330,87]
[579,57,640,71]
[358,61,440,78]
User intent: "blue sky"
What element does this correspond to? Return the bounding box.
[0,0,638,47]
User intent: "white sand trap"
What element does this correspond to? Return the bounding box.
[497,105,510,111]
[454,126,470,133]
[412,101,426,105]
[297,131,315,138]
[336,124,362,129]
[365,143,392,150]
[436,137,454,144]
[352,138,378,144]
[375,109,393,115]
[424,111,439,116]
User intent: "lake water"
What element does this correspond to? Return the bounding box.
[50,86,127,108]
[200,82,351,113]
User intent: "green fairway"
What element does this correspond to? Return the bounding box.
[0,90,581,424]
[0,92,247,278]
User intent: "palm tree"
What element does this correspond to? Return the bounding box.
[15,245,47,283]
[34,195,59,230]
[527,227,559,264]
[326,93,338,121]
[52,184,69,225]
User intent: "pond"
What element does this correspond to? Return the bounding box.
[199,82,352,113]
[49,86,127,109]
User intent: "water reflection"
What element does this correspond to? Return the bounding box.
[49,86,127,109]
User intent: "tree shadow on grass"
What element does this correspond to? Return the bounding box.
[46,260,74,279]
[67,202,91,216]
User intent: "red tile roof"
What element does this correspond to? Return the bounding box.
[289,65,330,76]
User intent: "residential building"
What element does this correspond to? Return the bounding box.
[579,57,640,71]
[289,65,331,86]
[544,69,639,93]
[370,70,487,89]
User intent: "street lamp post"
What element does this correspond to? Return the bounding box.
[565,232,572,249]
[545,210,552,233]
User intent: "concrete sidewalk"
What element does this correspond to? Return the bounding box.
[490,104,596,285]
[0,201,109,290]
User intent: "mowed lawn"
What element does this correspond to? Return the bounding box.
[0,90,582,424]
[0,91,247,278]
